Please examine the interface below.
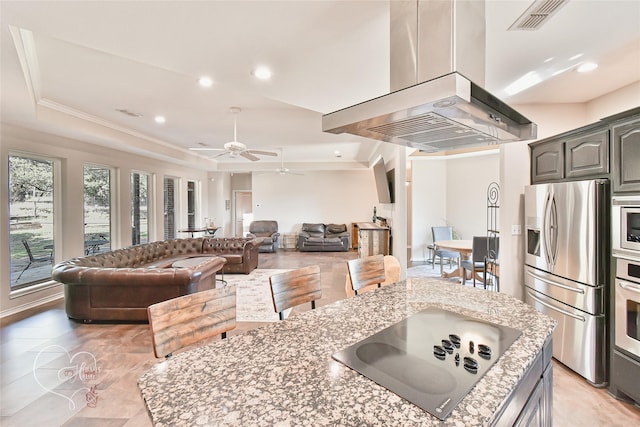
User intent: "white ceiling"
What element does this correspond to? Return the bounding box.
[2,0,639,172]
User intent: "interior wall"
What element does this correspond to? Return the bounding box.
[586,81,640,123]
[250,170,378,234]
[410,152,499,262]
[445,154,500,241]
[0,124,209,316]
[410,158,447,261]
[498,141,529,299]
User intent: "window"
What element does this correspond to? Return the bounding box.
[8,155,55,288]
[187,180,196,229]
[84,165,112,255]
[131,171,150,245]
[164,177,177,240]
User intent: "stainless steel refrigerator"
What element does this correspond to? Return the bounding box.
[524,179,608,385]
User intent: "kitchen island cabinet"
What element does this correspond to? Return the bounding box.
[139,279,555,426]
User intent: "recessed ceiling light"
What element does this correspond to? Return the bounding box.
[577,62,598,73]
[198,76,213,87]
[154,115,166,124]
[252,66,272,80]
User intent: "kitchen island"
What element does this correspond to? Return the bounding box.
[139,278,555,426]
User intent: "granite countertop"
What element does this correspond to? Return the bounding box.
[139,278,556,426]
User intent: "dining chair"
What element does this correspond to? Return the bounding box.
[345,255,400,297]
[461,236,489,287]
[347,254,386,296]
[147,286,236,358]
[15,239,53,282]
[269,265,322,320]
[431,226,460,274]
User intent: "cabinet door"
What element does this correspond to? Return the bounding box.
[613,116,640,193]
[530,140,564,183]
[566,129,609,179]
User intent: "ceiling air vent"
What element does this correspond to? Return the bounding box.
[116,108,143,118]
[508,0,569,31]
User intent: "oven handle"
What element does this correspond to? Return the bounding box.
[526,270,585,294]
[527,291,586,322]
[618,280,640,294]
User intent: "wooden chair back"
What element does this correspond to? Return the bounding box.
[346,255,399,297]
[347,254,386,295]
[269,265,321,320]
[148,286,236,358]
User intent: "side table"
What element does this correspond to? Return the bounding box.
[282,233,297,250]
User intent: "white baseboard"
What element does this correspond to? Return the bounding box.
[1,292,64,319]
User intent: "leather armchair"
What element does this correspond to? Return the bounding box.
[247,220,280,253]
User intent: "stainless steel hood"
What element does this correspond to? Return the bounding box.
[322,0,537,152]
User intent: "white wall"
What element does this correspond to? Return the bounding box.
[410,152,499,262]
[0,125,210,316]
[251,170,378,233]
[411,158,447,261]
[446,154,500,240]
[586,81,640,123]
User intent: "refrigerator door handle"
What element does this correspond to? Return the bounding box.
[526,270,586,294]
[550,194,559,266]
[542,191,554,268]
[527,291,586,322]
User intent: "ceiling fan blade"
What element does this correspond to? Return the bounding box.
[247,150,278,157]
[214,151,230,158]
[241,152,260,161]
[189,147,225,151]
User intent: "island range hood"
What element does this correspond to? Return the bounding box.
[322,0,537,152]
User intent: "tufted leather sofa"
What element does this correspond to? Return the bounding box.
[52,237,260,322]
[201,237,260,273]
[297,223,350,252]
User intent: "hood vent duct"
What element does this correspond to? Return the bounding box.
[322,0,537,153]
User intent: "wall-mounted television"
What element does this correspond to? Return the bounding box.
[373,157,394,204]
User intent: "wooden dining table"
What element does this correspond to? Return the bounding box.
[434,239,473,280]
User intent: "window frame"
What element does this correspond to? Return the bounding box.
[7,151,61,293]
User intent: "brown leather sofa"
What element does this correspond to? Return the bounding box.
[52,237,260,322]
[202,237,260,274]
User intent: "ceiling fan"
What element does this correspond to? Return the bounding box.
[189,107,278,161]
[273,148,303,175]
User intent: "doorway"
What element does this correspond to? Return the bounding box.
[234,191,252,237]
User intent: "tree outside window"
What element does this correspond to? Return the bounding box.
[8,155,55,287]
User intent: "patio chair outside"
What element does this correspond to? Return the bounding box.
[15,239,52,282]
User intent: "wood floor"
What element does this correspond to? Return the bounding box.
[1,250,639,426]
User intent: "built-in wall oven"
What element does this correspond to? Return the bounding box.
[614,257,640,357]
[610,196,640,404]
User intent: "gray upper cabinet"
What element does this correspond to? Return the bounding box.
[612,115,640,193]
[530,140,564,183]
[566,129,610,179]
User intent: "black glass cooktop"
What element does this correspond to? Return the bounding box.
[332,307,521,420]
